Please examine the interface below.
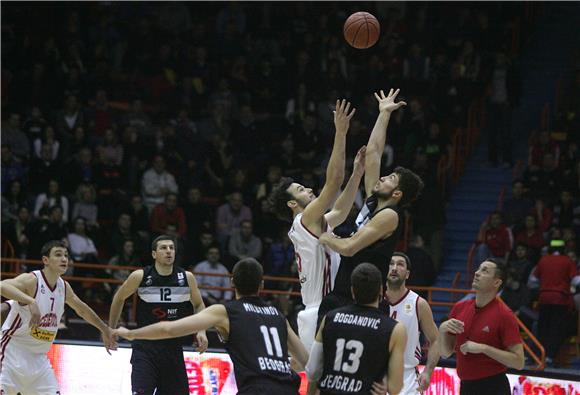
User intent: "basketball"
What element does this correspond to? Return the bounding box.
[343,12,380,49]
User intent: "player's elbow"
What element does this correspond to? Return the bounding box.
[388,382,403,395]
[512,354,525,370]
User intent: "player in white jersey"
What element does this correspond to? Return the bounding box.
[380,252,441,395]
[0,240,115,395]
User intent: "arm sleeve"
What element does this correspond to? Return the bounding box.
[305,341,324,382]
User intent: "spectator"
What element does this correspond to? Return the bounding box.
[55,94,85,136]
[514,215,545,257]
[141,155,179,210]
[1,180,25,224]
[96,128,124,166]
[528,131,560,170]
[1,113,30,161]
[29,144,63,194]
[264,232,294,284]
[523,153,561,200]
[33,126,60,161]
[227,220,263,268]
[552,189,580,231]
[528,239,579,366]
[108,239,140,283]
[71,183,98,229]
[1,145,26,192]
[122,99,152,136]
[529,198,553,234]
[150,193,187,238]
[67,216,98,263]
[33,179,69,223]
[190,230,217,264]
[475,211,513,265]
[22,106,48,142]
[109,213,137,258]
[183,186,213,241]
[64,147,95,194]
[215,191,252,247]
[406,235,437,286]
[501,179,533,230]
[28,206,68,259]
[255,165,282,202]
[1,206,32,259]
[192,246,232,305]
[509,244,535,283]
[127,194,150,243]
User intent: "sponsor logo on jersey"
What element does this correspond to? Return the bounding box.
[30,326,57,342]
[40,284,46,294]
[404,303,413,314]
[177,272,186,286]
[482,325,490,333]
[145,276,153,286]
[39,312,58,328]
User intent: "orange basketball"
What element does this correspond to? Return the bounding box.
[343,11,380,49]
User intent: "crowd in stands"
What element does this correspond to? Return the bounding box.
[475,49,580,366]
[2,3,519,319]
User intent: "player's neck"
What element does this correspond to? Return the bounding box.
[475,290,496,308]
[376,197,398,212]
[41,268,60,288]
[386,284,408,302]
[154,262,173,276]
[293,207,304,218]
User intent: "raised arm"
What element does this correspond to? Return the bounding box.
[65,281,116,353]
[109,270,143,328]
[320,208,398,257]
[302,100,354,228]
[364,89,406,197]
[325,146,366,229]
[417,298,441,392]
[114,304,229,341]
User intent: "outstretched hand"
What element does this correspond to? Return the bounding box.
[374,89,406,113]
[353,146,366,174]
[333,99,356,134]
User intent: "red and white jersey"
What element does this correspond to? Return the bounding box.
[288,213,340,308]
[1,271,66,355]
[387,289,421,369]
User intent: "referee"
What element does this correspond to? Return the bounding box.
[439,258,524,395]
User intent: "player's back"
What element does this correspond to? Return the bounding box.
[288,213,339,307]
[319,304,396,395]
[224,296,300,394]
[1,271,65,354]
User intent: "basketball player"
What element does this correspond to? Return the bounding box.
[269,99,363,351]
[380,252,440,394]
[318,89,424,323]
[0,240,116,395]
[306,263,406,395]
[108,235,208,395]
[114,258,309,395]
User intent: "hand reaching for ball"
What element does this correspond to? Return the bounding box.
[375,89,407,114]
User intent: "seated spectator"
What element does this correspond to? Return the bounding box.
[190,230,217,264]
[71,183,98,229]
[215,191,252,248]
[109,213,138,258]
[127,194,150,244]
[1,113,30,161]
[1,145,26,192]
[28,206,68,259]
[475,211,513,265]
[528,131,560,169]
[515,214,546,258]
[529,197,553,234]
[2,206,33,259]
[96,128,124,166]
[523,152,561,200]
[501,179,534,230]
[183,186,213,241]
[255,165,282,202]
[67,216,98,263]
[227,220,262,269]
[108,239,140,283]
[33,126,60,160]
[192,246,232,305]
[1,180,26,224]
[141,155,179,210]
[508,243,535,283]
[22,106,48,142]
[34,179,69,222]
[552,189,580,231]
[264,232,294,285]
[64,147,95,194]
[29,144,63,194]
[406,235,437,286]
[150,193,187,238]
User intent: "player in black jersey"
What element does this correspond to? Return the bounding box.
[318,89,424,325]
[109,235,208,395]
[306,263,406,395]
[114,258,309,395]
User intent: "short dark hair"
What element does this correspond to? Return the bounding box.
[394,167,424,207]
[151,235,176,252]
[392,252,412,271]
[486,257,507,291]
[41,240,68,259]
[267,177,295,222]
[232,258,263,296]
[351,263,382,304]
